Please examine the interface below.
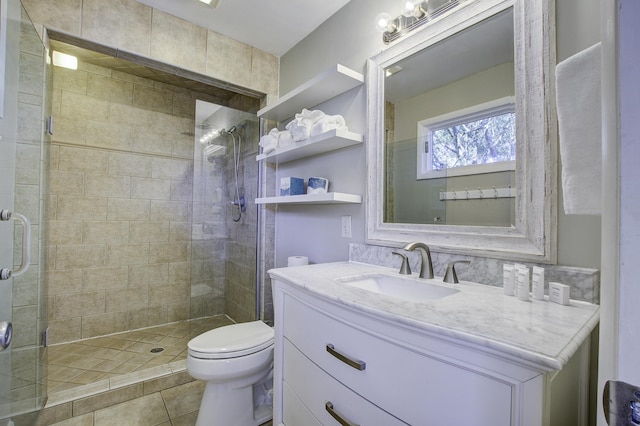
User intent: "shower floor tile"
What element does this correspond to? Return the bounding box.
[47,315,235,395]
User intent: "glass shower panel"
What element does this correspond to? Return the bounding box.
[0,0,50,421]
[191,101,259,323]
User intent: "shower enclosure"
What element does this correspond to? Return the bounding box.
[0,0,51,420]
[191,100,261,324]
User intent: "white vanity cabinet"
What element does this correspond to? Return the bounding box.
[272,277,592,426]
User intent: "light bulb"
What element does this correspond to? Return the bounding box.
[401,0,426,18]
[401,0,418,17]
[375,12,396,33]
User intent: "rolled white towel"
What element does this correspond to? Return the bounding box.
[259,129,278,154]
[286,109,328,142]
[286,120,311,142]
[278,130,294,148]
[310,114,346,137]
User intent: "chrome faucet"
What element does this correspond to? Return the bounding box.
[402,242,434,279]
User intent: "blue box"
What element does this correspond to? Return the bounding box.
[280,177,304,196]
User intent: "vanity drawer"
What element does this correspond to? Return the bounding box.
[284,338,407,426]
[282,293,513,425]
[282,380,322,426]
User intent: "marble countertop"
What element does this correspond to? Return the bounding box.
[268,261,600,371]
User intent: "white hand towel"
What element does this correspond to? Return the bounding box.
[555,42,602,215]
[310,114,346,137]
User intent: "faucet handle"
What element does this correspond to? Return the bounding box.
[443,260,471,284]
[392,252,412,275]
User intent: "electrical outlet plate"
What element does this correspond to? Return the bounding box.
[341,216,352,238]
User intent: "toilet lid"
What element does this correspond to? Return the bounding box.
[188,321,274,359]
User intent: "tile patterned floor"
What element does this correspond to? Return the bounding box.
[47,316,235,395]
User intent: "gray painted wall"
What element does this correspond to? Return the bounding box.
[278,0,601,269]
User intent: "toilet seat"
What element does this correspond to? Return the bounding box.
[188,321,274,359]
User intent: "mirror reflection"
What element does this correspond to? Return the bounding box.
[383,8,515,226]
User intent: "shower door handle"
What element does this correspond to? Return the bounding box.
[1,210,32,280]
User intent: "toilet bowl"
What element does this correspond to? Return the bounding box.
[187,320,274,426]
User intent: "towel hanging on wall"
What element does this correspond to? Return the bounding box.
[555,42,602,215]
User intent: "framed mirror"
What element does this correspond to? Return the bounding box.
[366,0,557,263]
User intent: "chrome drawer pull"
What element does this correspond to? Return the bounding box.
[325,401,359,426]
[326,344,366,371]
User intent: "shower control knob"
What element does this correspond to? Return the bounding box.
[0,321,12,351]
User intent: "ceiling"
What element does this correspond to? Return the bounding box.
[134,0,352,57]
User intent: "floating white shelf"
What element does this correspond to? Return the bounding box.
[255,192,362,205]
[257,64,364,122]
[256,128,363,164]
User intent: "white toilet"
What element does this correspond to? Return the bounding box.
[187,320,275,426]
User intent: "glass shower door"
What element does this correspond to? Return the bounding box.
[0,0,51,421]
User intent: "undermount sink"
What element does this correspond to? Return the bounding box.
[337,273,460,302]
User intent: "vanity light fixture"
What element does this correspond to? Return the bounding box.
[377,0,467,44]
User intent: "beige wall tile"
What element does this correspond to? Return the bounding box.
[111,69,154,87]
[106,286,148,312]
[78,61,112,77]
[49,269,83,295]
[169,179,193,202]
[148,282,189,306]
[83,266,129,291]
[81,312,128,339]
[107,198,150,221]
[60,91,109,121]
[55,244,106,270]
[52,116,88,146]
[206,31,252,88]
[87,73,134,104]
[131,125,173,157]
[50,170,85,196]
[127,306,168,329]
[131,177,171,200]
[106,243,150,266]
[56,317,94,348]
[167,302,190,322]
[129,264,168,287]
[59,146,109,174]
[83,221,130,244]
[81,0,152,57]
[53,67,88,95]
[150,10,207,74]
[150,200,189,221]
[22,0,83,36]
[54,291,105,319]
[129,221,169,242]
[151,158,192,180]
[19,103,46,143]
[108,102,154,128]
[108,152,152,178]
[16,143,41,185]
[73,384,144,417]
[57,196,107,220]
[169,222,191,241]
[251,47,279,97]
[150,242,188,264]
[133,85,174,114]
[49,221,83,245]
[172,93,196,118]
[86,120,134,151]
[48,412,93,425]
[85,174,131,198]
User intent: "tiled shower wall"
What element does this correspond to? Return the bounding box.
[47,59,206,345]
